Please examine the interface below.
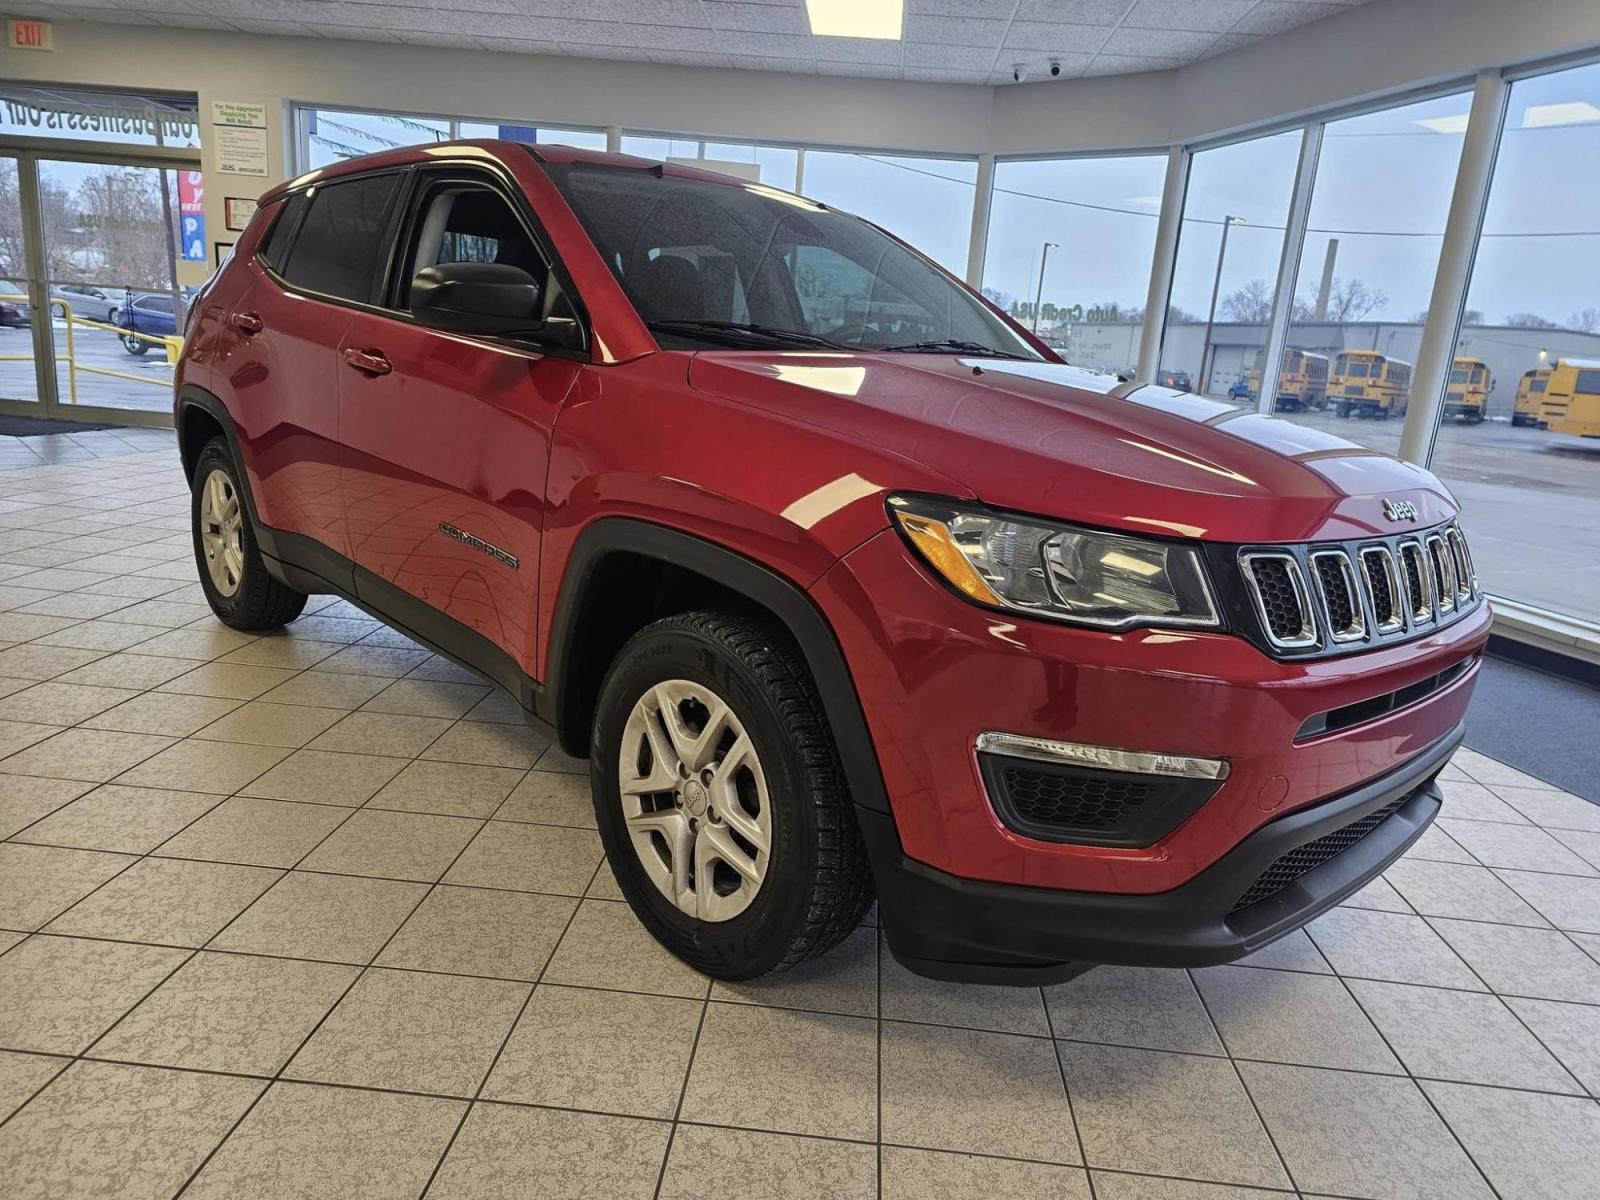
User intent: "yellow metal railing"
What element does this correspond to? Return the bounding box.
[1,293,182,406]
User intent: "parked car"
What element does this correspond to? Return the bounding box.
[175,142,1489,985]
[0,298,29,329]
[116,292,184,354]
[1227,375,1252,401]
[1157,368,1193,390]
[50,283,123,325]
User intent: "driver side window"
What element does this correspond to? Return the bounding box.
[408,182,545,280]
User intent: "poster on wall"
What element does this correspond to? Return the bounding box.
[212,100,269,178]
[178,169,206,262]
[224,196,257,231]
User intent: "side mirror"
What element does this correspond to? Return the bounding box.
[411,262,543,336]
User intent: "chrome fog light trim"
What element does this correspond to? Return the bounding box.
[975,732,1230,781]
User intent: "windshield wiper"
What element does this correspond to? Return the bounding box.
[877,339,1026,359]
[647,319,846,350]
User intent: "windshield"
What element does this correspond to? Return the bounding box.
[544,162,1041,359]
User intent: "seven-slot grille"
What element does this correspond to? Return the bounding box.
[1239,522,1479,655]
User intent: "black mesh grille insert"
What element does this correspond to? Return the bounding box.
[979,755,1221,848]
[1362,550,1396,628]
[1400,545,1427,616]
[1249,558,1307,642]
[1230,795,1409,914]
[1000,763,1158,830]
[1314,555,1356,633]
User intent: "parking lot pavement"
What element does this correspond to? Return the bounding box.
[0,322,175,415]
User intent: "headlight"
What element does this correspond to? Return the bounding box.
[889,495,1220,630]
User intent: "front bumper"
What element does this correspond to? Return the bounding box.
[860,722,1458,985]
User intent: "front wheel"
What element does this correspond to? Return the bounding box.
[190,437,307,630]
[591,611,873,980]
[120,331,148,355]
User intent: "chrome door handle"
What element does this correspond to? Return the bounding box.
[230,311,264,335]
[343,347,392,376]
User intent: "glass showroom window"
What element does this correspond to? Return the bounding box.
[304,108,450,169]
[1160,130,1301,397]
[1433,60,1600,622]
[982,154,1168,373]
[458,121,607,151]
[621,135,800,190]
[0,83,200,149]
[1272,93,1470,452]
[801,151,977,276]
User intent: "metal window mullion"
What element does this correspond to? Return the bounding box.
[1255,123,1322,414]
[1135,145,1189,383]
[1399,68,1510,466]
[15,153,61,415]
[966,151,995,288]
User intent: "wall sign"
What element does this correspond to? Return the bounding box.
[224,196,258,232]
[7,19,52,51]
[178,169,207,262]
[213,100,269,178]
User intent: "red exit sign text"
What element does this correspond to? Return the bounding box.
[8,20,54,51]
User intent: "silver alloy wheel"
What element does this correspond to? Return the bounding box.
[618,678,771,922]
[199,466,245,598]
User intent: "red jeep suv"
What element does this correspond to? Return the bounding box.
[175,141,1489,985]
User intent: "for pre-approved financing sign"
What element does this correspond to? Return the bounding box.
[212,101,269,178]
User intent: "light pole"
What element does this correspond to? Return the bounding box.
[1031,241,1059,333]
[1199,215,1244,394]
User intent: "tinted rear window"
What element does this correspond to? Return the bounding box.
[281,174,401,302]
[257,194,306,272]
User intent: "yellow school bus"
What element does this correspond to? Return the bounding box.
[1331,350,1411,419]
[1512,368,1550,427]
[1249,348,1330,412]
[1442,357,1492,424]
[1543,358,1600,438]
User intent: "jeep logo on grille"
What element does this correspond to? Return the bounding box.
[1381,498,1418,523]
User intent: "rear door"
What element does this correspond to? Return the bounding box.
[337,165,584,679]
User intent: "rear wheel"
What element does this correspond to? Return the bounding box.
[120,331,148,355]
[591,611,873,980]
[1336,403,1350,418]
[190,438,307,630]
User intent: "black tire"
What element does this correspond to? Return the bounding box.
[121,332,149,355]
[190,437,307,630]
[1335,404,1350,418]
[590,611,873,980]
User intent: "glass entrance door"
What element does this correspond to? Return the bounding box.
[0,153,44,406]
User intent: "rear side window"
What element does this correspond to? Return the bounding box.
[256,194,306,272]
[281,174,401,303]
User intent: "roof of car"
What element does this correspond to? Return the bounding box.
[264,138,751,204]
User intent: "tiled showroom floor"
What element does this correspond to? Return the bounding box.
[2,433,1600,1199]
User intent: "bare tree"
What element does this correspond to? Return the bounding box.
[0,160,74,285]
[71,168,174,290]
[1505,312,1559,329]
[1410,308,1483,324]
[1220,278,1274,323]
[1568,307,1600,334]
[1314,277,1389,322]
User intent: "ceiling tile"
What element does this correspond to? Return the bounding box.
[1198,31,1263,59]
[904,65,993,84]
[308,22,402,42]
[1007,50,1095,79]
[1123,0,1257,33]
[907,0,1016,16]
[1083,52,1186,75]
[1100,25,1219,57]
[813,60,902,79]
[1232,1,1347,35]
[901,41,994,70]
[1003,21,1112,52]
[903,14,1010,48]
[1014,0,1136,24]
[702,1,809,35]
[813,36,904,65]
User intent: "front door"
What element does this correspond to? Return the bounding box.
[338,169,583,680]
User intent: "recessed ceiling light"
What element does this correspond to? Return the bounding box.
[806,0,903,40]
[1523,100,1600,128]
[1412,114,1470,134]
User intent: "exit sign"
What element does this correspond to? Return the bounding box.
[8,19,53,50]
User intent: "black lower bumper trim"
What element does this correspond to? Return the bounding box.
[862,723,1460,985]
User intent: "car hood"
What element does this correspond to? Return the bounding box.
[687,353,1457,544]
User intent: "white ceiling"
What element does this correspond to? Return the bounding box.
[8,0,1380,85]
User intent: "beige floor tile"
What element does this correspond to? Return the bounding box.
[155,796,351,867]
[713,926,878,1017]
[285,966,528,1096]
[300,808,481,882]
[1429,918,1600,1003]
[0,775,95,839]
[1342,875,1414,913]
[0,643,105,680]
[0,681,139,725]
[1305,908,1485,990]
[462,689,524,725]
[1234,928,1332,972]
[494,768,595,827]
[93,950,357,1074]
[443,820,603,894]
[1505,997,1600,1095]
[1385,859,1550,926]
[1,728,174,783]
[883,1146,1090,1200]
[663,1126,876,1200]
[1493,786,1600,832]
[1455,750,1559,791]
[1425,1080,1599,1200]
[255,670,391,709]
[1090,1175,1291,1199]
[80,691,242,736]
[182,1081,464,1200]
[209,870,427,963]
[483,983,701,1118]
[531,745,587,774]
[1240,1062,1491,1199]
[376,885,574,979]
[1438,778,1534,824]
[363,678,490,719]
[313,644,431,677]
[1193,965,1401,1073]
[1496,869,1600,933]
[0,842,134,929]
[429,1102,668,1200]
[1438,819,1597,876]
[681,1002,876,1141]
[308,710,452,757]
[406,654,481,683]
[1407,823,1480,865]
[13,784,221,854]
[1058,1042,1288,1189]
[216,636,343,670]
[125,626,258,660]
[0,1060,263,1200]
[284,614,382,644]
[240,747,407,806]
[1348,978,1580,1092]
[0,935,187,1054]
[422,720,547,769]
[1048,966,1220,1053]
[114,738,290,795]
[34,619,167,652]
[586,859,625,900]
[543,899,710,999]
[1552,827,1600,872]
[54,651,196,690]
[191,699,345,748]
[370,759,525,818]
[883,1019,1078,1162]
[157,661,300,700]
[0,719,60,758]
[46,857,280,946]
[0,1050,67,1121]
